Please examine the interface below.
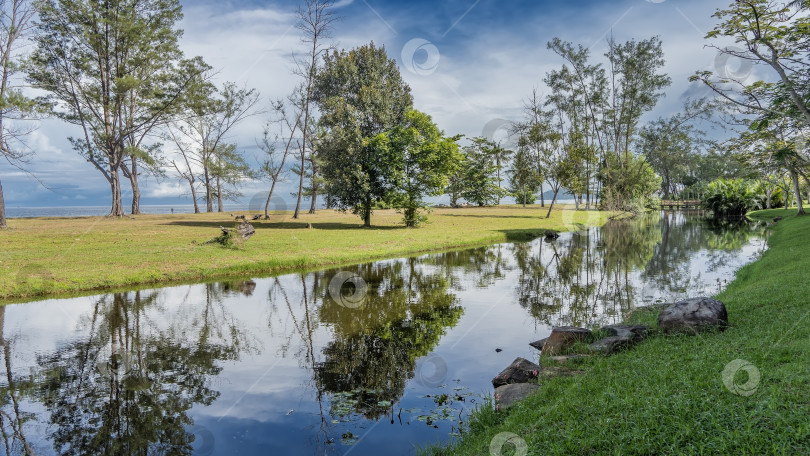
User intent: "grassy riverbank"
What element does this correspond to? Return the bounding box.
[430,209,809,455]
[0,205,608,301]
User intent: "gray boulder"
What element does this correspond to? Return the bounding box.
[601,324,649,341]
[588,335,635,354]
[494,383,539,410]
[492,357,540,388]
[657,297,728,334]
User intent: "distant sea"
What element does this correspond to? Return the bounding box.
[5,200,578,219]
[4,205,254,218]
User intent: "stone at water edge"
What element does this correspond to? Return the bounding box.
[494,383,539,410]
[657,297,728,334]
[601,324,649,341]
[541,326,592,355]
[588,335,635,355]
[492,357,541,388]
[529,338,547,351]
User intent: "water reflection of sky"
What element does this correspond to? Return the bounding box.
[0,212,767,455]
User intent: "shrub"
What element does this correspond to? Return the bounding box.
[702,178,758,217]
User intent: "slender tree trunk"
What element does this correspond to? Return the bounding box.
[0,178,7,229]
[190,182,200,214]
[790,169,805,215]
[204,169,213,213]
[309,159,318,214]
[109,164,125,217]
[264,178,279,219]
[128,158,141,215]
[216,176,224,213]
[364,196,371,227]
[293,151,305,219]
[766,183,772,209]
[540,181,545,207]
[546,187,560,218]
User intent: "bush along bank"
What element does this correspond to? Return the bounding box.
[427,209,809,455]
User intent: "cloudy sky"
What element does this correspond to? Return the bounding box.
[1,0,744,211]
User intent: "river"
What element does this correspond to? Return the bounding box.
[0,211,767,455]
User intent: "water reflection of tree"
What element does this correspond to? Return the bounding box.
[313,259,463,420]
[31,290,251,455]
[514,216,662,328]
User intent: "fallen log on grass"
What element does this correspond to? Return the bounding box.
[204,220,255,246]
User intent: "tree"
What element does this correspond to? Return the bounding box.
[460,137,502,207]
[293,0,336,219]
[508,139,542,207]
[489,142,513,204]
[315,43,413,226]
[30,0,189,217]
[0,0,38,229]
[692,0,810,128]
[257,97,302,219]
[168,74,260,213]
[378,109,461,226]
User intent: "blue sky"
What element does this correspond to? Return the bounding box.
[1,0,743,210]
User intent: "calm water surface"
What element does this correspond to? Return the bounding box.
[0,212,767,455]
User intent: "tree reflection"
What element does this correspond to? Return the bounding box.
[312,259,463,420]
[32,290,250,456]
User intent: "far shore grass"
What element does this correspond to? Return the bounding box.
[0,205,609,302]
[427,208,809,455]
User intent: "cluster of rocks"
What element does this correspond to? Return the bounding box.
[491,297,729,411]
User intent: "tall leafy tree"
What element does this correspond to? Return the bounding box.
[508,140,542,207]
[0,0,39,229]
[30,0,190,217]
[315,43,413,226]
[460,137,502,207]
[377,109,461,227]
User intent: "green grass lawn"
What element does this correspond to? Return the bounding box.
[0,205,608,301]
[428,209,810,455]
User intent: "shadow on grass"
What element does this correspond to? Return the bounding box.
[442,213,548,220]
[161,220,406,231]
[498,228,550,242]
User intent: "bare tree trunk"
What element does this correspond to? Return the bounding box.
[309,158,318,214]
[216,176,224,213]
[127,158,141,215]
[545,187,560,218]
[264,179,279,219]
[540,181,545,207]
[190,184,200,213]
[109,164,125,217]
[364,196,371,227]
[790,169,805,215]
[204,169,213,213]
[293,150,305,218]
[0,179,6,229]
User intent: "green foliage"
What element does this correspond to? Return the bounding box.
[458,137,504,207]
[315,43,414,226]
[702,178,759,217]
[30,0,187,216]
[381,110,461,227]
[599,154,662,213]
